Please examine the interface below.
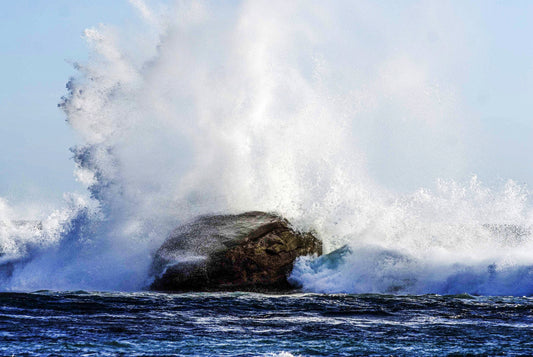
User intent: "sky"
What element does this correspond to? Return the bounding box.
[0,1,139,208]
[459,1,533,184]
[1,0,533,212]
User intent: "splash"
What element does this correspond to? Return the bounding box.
[1,0,532,294]
[290,177,533,295]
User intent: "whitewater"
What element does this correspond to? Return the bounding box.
[1,0,532,296]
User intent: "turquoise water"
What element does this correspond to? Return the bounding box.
[1,291,531,356]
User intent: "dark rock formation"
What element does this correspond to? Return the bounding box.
[150,211,322,292]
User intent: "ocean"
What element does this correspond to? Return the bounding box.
[2,1,533,355]
[1,291,532,356]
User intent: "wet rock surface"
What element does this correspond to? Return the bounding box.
[150,211,322,292]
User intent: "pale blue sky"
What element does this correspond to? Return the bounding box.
[1,1,533,209]
[459,1,533,183]
[0,1,137,206]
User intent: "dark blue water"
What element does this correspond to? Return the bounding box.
[1,291,532,356]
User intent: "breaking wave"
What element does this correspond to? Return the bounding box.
[1,0,532,294]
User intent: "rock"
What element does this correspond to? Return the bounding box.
[150,211,322,292]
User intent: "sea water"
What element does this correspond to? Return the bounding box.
[1,291,532,356]
[1,1,533,355]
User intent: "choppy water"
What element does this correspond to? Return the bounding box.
[1,291,532,356]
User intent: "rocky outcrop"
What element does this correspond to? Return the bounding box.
[150,211,322,292]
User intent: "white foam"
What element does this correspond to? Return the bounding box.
[2,1,532,294]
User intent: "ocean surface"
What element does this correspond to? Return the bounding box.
[2,1,533,356]
[1,291,532,356]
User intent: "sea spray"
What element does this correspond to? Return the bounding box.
[290,177,533,295]
[1,0,532,294]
